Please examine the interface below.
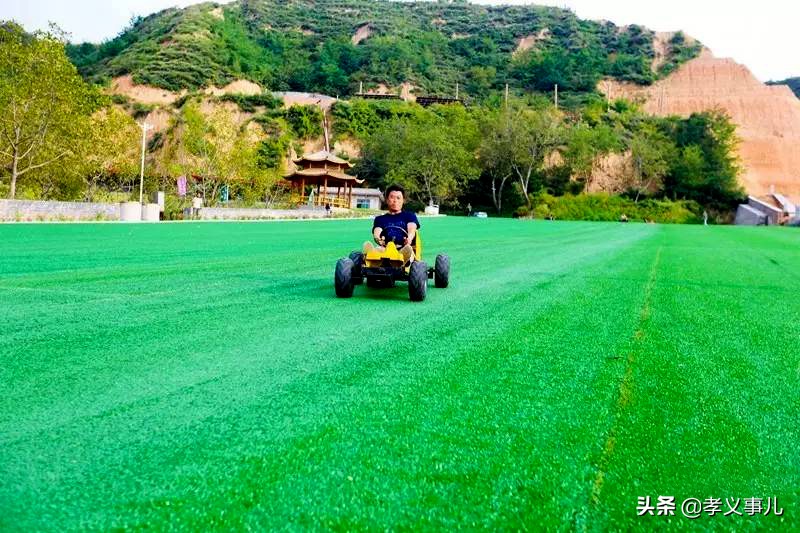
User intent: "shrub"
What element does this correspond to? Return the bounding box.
[219,92,283,113]
[131,102,156,119]
[523,193,701,223]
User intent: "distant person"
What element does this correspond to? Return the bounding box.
[192,194,203,219]
[703,210,708,226]
[325,202,332,217]
[363,184,420,264]
[620,213,629,223]
[466,202,472,216]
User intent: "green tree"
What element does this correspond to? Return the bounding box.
[285,105,323,139]
[508,108,565,206]
[672,145,706,190]
[256,135,291,170]
[626,125,675,202]
[168,100,273,204]
[663,110,742,206]
[82,106,140,200]
[513,47,604,93]
[564,123,621,189]
[465,65,496,100]
[0,23,100,198]
[360,112,479,206]
[478,109,516,213]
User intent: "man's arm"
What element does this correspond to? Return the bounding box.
[371,215,385,245]
[372,226,385,245]
[405,222,418,246]
[404,212,421,246]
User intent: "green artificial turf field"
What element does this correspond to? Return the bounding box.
[0,218,798,530]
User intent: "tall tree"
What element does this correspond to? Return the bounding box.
[664,110,743,206]
[564,123,621,190]
[0,23,99,198]
[508,108,565,206]
[167,100,274,204]
[478,110,515,213]
[361,112,480,206]
[82,106,140,201]
[626,125,675,202]
[386,124,478,206]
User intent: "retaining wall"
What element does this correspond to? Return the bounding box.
[0,199,119,221]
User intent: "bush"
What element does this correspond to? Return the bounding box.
[219,92,283,113]
[284,105,323,139]
[164,194,188,220]
[520,193,701,223]
[131,102,155,119]
[332,99,424,138]
[111,94,129,105]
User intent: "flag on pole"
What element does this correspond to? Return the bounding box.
[177,176,187,197]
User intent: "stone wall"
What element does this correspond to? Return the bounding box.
[0,200,370,222]
[0,199,119,221]
[196,206,345,220]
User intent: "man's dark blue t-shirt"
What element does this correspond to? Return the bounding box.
[373,211,421,245]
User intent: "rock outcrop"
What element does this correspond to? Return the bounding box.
[602,50,800,199]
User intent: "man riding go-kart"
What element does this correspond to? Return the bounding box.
[364,184,420,263]
[334,184,449,302]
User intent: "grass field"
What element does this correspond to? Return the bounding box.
[0,218,798,530]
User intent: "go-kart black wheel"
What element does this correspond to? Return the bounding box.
[335,258,355,298]
[408,261,428,302]
[349,251,364,285]
[434,254,450,288]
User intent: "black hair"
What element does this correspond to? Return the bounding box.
[385,184,405,198]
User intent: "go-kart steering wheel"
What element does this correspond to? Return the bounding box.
[380,226,408,246]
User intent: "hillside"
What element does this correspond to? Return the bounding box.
[602,51,800,198]
[66,0,701,97]
[767,77,800,98]
[58,1,800,202]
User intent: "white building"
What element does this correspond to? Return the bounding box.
[350,188,384,210]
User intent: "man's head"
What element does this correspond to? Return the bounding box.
[385,184,405,214]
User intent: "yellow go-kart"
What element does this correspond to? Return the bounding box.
[334,227,449,302]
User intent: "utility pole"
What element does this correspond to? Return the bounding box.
[505,83,509,109]
[138,122,152,205]
[554,84,558,110]
[455,82,459,100]
[323,114,330,152]
[318,100,330,152]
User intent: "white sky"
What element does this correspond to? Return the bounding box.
[2,0,798,81]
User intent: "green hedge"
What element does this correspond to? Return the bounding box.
[517,193,702,224]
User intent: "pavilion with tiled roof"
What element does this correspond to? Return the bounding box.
[285,150,364,208]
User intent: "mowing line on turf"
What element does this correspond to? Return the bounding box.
[585,246,662,517]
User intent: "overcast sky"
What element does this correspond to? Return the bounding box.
[3,0,798,81]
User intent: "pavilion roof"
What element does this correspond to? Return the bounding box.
[285,167,364,185]
[292,150,354,168]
